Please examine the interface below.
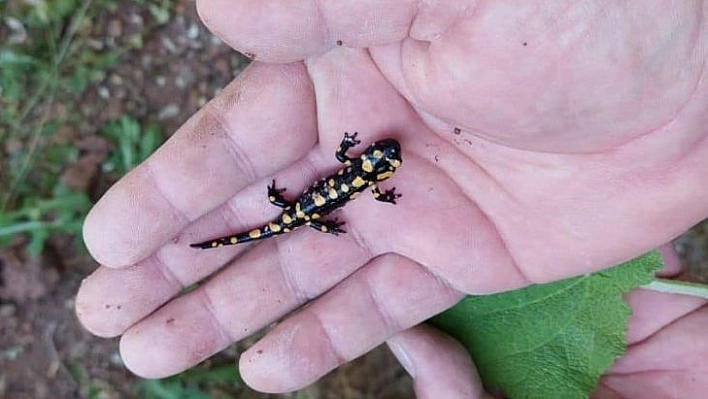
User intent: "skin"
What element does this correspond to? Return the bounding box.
[76,1,708,397]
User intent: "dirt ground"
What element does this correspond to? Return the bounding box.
[0,2,412,398]
[1,1,707,398]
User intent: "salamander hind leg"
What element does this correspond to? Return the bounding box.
[308,218,346,235]
[268,179,292,208]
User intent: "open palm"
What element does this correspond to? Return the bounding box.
[77,1,708,396]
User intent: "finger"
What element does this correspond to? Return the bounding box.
[196,0,421,63]
[598,305,708,398]
[82,62,317,268]
[116,228,372,378]
[75,257,182,338]
[238,253,463,393]
[387,324,490,399]
[621,244,703,344]
[656,243,683,277]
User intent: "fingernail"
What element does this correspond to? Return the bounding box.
[387,340,415,378]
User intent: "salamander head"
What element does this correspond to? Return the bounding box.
[365,138,402,180]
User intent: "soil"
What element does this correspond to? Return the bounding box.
[1,1,412,398]
[1,2,706,398]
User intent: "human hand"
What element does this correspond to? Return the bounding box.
[593,249,708,398]
[385,247,708,398]
[76,1,708,394]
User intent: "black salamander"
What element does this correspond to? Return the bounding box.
[190,132,402,249]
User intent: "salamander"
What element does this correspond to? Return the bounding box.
[190,132,402,249]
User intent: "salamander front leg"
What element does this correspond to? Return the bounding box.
[372,185,401,204]
[336,132,361,164]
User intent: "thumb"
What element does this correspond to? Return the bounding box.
[387,324,491,399]
[196,0,423,62]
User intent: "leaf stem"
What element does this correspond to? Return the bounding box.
[642,278,708,299]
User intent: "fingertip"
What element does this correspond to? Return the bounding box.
[118,295,231,380]
[196,0,415,63]
[75,273,122,338]
[238,347,276,392]
[83,165,189,268]
[119,328,171,379]
[387,325,486,399]
[82,183,156,268]
[119,322,209,380]
[239,315,340,393]
[196,0,328,63]
[238,341,291,393]
[82,199,126,268]
[75,260,184,339]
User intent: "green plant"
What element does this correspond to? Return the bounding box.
[431,251,708,398]
[0,0,109,133]
[0,114,163,256]
[99,115,163,175]
[0,0,170,257]
[0,184,92,256]
[135,364,244,399]
[1,0,118,209]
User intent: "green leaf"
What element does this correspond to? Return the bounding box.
[430,251,663,399]
[99,116,164,175]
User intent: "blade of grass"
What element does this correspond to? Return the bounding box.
[2,0,95,211]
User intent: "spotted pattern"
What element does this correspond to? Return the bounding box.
[190,132,402,249]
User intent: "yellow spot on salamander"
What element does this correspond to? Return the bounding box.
[352,176,366,188]
[372,149,383,159]
[328,178,336,187]
[282,213,293,224]
[341,183,349,193]
[268,195,276,203]
[328,188,338,199]
[313,193,326,207]
[362,159,373,173]
[376,170,393,181]
[211,241,218,248]
[350,192,360,200]
[311,213,321,219]
[269,222,282,233]
[390,159,401,168]
[320,225,328,233]
[248,229,261,239]
[295,202,305,218]
[230,236,238,244]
